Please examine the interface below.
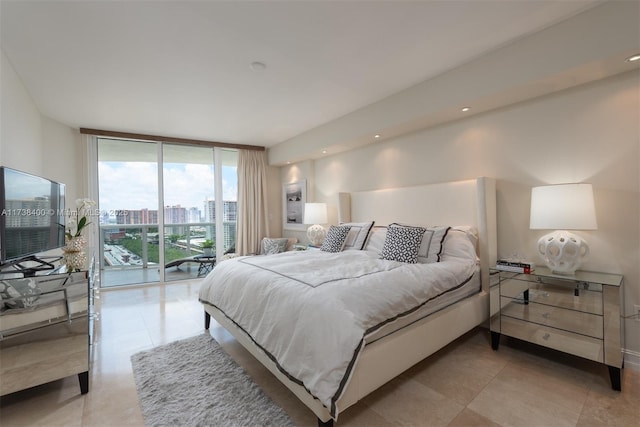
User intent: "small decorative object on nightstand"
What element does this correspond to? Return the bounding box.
[304,203,328,247]
[490,267,624,390]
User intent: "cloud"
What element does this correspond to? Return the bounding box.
[98,162,237,213]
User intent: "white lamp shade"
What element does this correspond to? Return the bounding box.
[303,203,328,225]
[530,184,597,230]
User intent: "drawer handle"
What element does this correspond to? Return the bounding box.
[542,333,550,341]
[542,312,551,319]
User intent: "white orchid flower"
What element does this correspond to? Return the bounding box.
[76,198,96,210]
[67,198,95,239]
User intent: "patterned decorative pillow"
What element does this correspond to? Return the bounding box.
[261,237,289,255]
[380,224,426,263]
[320,225,352,252]
[390,223,451,263]
[0,278,41,309]
[341,221,375,250]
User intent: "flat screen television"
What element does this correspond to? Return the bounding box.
[0,167,66,267]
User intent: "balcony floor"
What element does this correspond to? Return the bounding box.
[101,265,206,287]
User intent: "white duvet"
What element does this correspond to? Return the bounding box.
[198,249,476,417]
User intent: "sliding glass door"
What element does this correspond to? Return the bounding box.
[98,139,160,286]
[96,138,237,287]
[162,144,215,282]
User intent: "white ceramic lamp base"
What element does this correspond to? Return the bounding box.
[307,224,326,247]
[536,230,589,275]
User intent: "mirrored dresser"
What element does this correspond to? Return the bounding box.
[0,258,96,396]
[490,266,624,390]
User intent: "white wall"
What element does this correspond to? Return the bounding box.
[41,116,84,203]
[1,50,43,172]
[1,49,84,210]
[281,71,640,359]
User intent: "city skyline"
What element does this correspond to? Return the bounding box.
[107,200,238,225]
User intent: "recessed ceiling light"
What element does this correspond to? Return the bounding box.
[286,161,291,165]
[250,61,267,71]
[374,134,381,139]
[626,54,640,63]
[322,150,327,154]
[461,107,471,112]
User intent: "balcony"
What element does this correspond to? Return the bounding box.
[99,222,235,287]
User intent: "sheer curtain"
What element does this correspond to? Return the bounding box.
[236,150,270,255]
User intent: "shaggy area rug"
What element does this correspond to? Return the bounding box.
[131,334,295,426]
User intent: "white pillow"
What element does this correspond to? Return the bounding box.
[340,221,375,250]
[441,227,479,263]
[364,226,387,254]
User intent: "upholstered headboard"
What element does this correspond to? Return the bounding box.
[338,177,497,293]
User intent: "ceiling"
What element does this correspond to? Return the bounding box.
[1,0,603,148]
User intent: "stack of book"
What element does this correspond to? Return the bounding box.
[496,260,535,274]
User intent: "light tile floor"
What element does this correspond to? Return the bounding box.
[1,280,638,426]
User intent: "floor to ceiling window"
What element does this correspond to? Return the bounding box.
[96,138,237,287]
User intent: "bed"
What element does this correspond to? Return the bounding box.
[199,177,497,425]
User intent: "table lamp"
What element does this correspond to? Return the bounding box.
[304,203,328,247]
[530,183,597,275]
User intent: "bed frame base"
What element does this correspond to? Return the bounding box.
[203,291,488,423]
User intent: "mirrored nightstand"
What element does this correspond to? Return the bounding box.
[490,266,624,390]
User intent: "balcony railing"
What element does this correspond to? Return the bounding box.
[99,222,235,286]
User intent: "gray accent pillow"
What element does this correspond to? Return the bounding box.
[261,238,289,255]
[320,225,352,253]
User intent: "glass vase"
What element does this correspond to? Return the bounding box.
[62,249,87,272]
[63,236,87,271]
[65,236,87,252]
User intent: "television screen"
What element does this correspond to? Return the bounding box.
[0,167,66,264]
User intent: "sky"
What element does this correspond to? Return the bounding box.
[98,162,237,213]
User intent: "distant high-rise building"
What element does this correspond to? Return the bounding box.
[115,210,129,224]
[223,201,237,221]
[164,205,188,235]
[164,205,187,224]
[116,208,158,225]
[100,211,110,224]
[204,199,215,223]
[203,199,237,251]
[188,207,201,223]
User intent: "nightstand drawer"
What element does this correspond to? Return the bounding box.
[501,316,604,363]
[501,297,603,339]
[500,278,602,315]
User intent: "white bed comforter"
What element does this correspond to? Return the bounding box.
[198,249,476,417]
